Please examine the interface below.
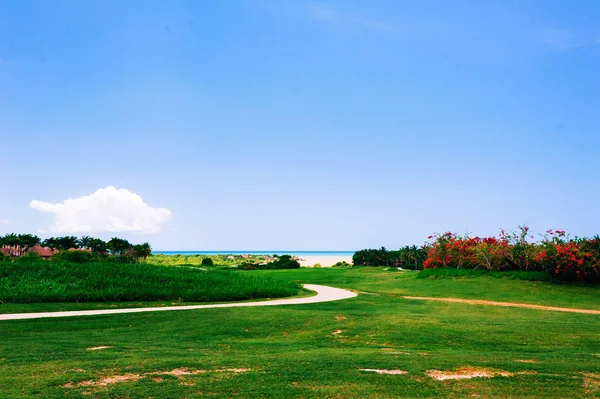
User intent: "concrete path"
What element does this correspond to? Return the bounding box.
[0,284,357,321]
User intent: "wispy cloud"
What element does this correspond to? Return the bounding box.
[0,219,8,225]
[308,4,396,32]
[532,29,600,50]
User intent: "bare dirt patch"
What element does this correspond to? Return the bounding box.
[403,296,600,314]
[65,373,143,388]
[63,367,250,390]
[150,367,206,377]
[332,329,343,336]
[86,346,112,351]
[360,369,407,375]
[515,359,537,363]
[426,367,513,381]
[583,372,600,394]
[334,316,347,321]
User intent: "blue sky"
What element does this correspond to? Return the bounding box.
[1,0,599,250]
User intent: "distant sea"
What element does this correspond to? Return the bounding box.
[154,251,355,256]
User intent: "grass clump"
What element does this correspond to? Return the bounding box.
[0,260,301,303]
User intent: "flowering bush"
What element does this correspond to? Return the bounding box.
[424,227,599,283]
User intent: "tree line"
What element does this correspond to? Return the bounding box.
[0,233,152,261]
[352,246,428,269]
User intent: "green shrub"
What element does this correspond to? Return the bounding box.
[0,251,8,262]
[238,255,300,270]
[201,257,214,265]
[313,263,322,268]
[265,255,300,270]
[239,262,258,270]
[332,261,352,268]
[13,252,42,263]
[353,246,427,267]
[52,250,95,264]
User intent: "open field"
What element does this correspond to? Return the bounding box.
[0,267,598,398]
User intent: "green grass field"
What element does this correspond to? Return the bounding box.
[0,261,300,303]
[0,267,598,398]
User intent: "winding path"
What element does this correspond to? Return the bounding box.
[402,296,600,315]
[0,284,357,321]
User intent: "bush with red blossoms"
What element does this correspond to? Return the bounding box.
[424,227,600,283]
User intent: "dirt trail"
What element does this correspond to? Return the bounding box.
[402,296,600,314]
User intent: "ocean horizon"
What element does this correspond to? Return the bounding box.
[153,251,355,256]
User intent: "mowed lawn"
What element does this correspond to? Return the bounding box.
[0,268,598,398]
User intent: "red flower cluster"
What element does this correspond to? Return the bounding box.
[423,227,600,283]
[536,242,600,282]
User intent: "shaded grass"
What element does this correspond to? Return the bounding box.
[0,261,300,303]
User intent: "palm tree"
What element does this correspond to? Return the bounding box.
[107,237,132,257]
[79,236,92,250]
[2,233,20,257]
[17,234,40,256]
[87,238,107,254]
[133,242,152,261]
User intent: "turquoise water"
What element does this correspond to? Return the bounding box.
[154,251,355,256]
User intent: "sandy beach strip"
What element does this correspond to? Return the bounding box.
[298,255,353,267]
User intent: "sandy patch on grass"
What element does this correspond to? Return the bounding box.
[86,346,112,351]
[65,373,143,387]
[515,359,537,363]
[332,329,343,335]
[426,367,513,381]
[360,369,407,375]
[63,367,252,389]
[217,368,251,373]
[334,316,347,321]
[583,372,600,393]
[151,367,206,377]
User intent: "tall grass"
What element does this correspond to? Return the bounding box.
[0,261,301,303]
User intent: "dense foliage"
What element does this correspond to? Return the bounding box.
[239,255,301,270]
[424,227,600,283]
[0,233,152,262]
[352,246,427,269]
[0,260,301,303]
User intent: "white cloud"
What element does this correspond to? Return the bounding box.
[30,187,172,234]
